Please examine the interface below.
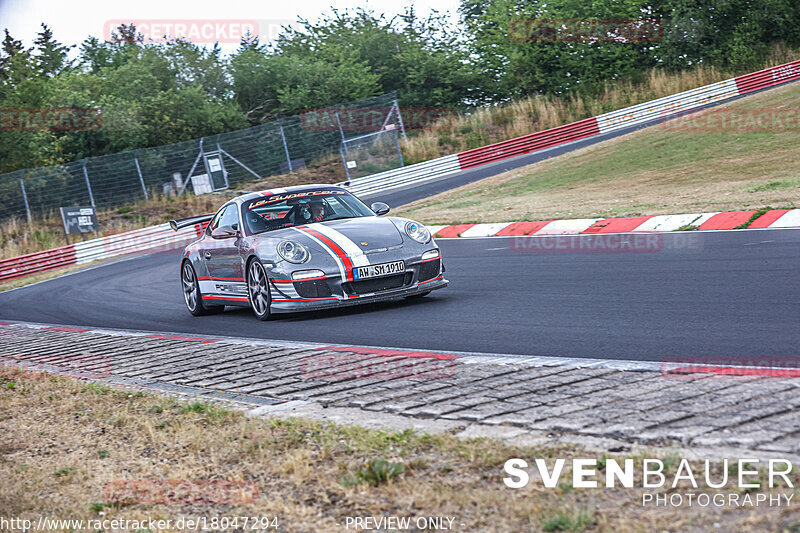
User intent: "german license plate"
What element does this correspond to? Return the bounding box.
[354,260,405,279]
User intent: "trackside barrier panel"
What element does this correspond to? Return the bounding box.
[0,223,204,282]
[343,154,460,197]
[341,58,800,197]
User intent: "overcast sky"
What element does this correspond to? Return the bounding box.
[0,0,463,54]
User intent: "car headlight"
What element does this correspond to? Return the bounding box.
[405,221,431,244]
[277,241,310,263]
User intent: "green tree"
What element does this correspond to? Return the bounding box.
[460,0,663,100]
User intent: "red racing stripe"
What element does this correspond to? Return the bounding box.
[748,209,791,229]
[495,221,553,236]
[296,225,354,280]
[698,211,757,230]
[146,334,220,343]
[318,345,459,360]
[197,276,245,281]
[273,296,339,302]
[582,216,655,234]
[273,276,329,282]
[201,295,250,302]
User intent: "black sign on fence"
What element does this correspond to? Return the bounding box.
[59,206,98,235]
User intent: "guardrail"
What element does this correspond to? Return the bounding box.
[340,59,800,197]
[0,223,204,283]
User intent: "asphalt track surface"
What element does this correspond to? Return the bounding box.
[1,229,798,362]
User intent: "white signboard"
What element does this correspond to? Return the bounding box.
[208,157,222,172]
[190,174,213,195]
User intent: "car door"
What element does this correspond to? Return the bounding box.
[204,203,247,296]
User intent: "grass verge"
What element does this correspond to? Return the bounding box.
[1,368,799,532]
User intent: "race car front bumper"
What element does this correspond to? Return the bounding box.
[268,275,448,314]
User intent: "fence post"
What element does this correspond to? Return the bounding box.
[393,129,404,167]
[339,145,351,184]
[82,159,96,208]
[393,97,407,141]
[19,175,32,224]
[279,123,293,172]
[335,112,347,153]
[134,150,148,201]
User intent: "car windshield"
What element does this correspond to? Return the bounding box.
[241,189,375,235]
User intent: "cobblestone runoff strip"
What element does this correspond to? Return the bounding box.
[1,321,799,456]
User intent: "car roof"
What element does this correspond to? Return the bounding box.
[234,184,349,205]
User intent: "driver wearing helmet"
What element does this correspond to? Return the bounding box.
[308,199,326,223]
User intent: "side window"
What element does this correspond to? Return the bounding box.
[219,204,240,229]
[207,204,237,234]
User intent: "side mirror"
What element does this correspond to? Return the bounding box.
[211,225,239,239]
[371,202,390,216]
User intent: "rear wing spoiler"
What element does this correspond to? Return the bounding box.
[169,214,214,232]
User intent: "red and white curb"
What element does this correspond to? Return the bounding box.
[428,209,800,238]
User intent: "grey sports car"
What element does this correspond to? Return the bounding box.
[170,184,448,320]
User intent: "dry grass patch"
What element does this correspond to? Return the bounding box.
[2,369,800,531]
[399,47,800,164]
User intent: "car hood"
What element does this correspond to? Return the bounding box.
[255,216,404,255]
[310,217,404,252]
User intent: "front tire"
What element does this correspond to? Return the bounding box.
[182,262,223,316]
[247,259,272,321]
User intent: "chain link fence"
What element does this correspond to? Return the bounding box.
[0,92,404,223]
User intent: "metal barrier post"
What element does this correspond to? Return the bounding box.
[19,176,32,224]
[134,151,148,201]
[82,159,96,208]
[279,123,293,172]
